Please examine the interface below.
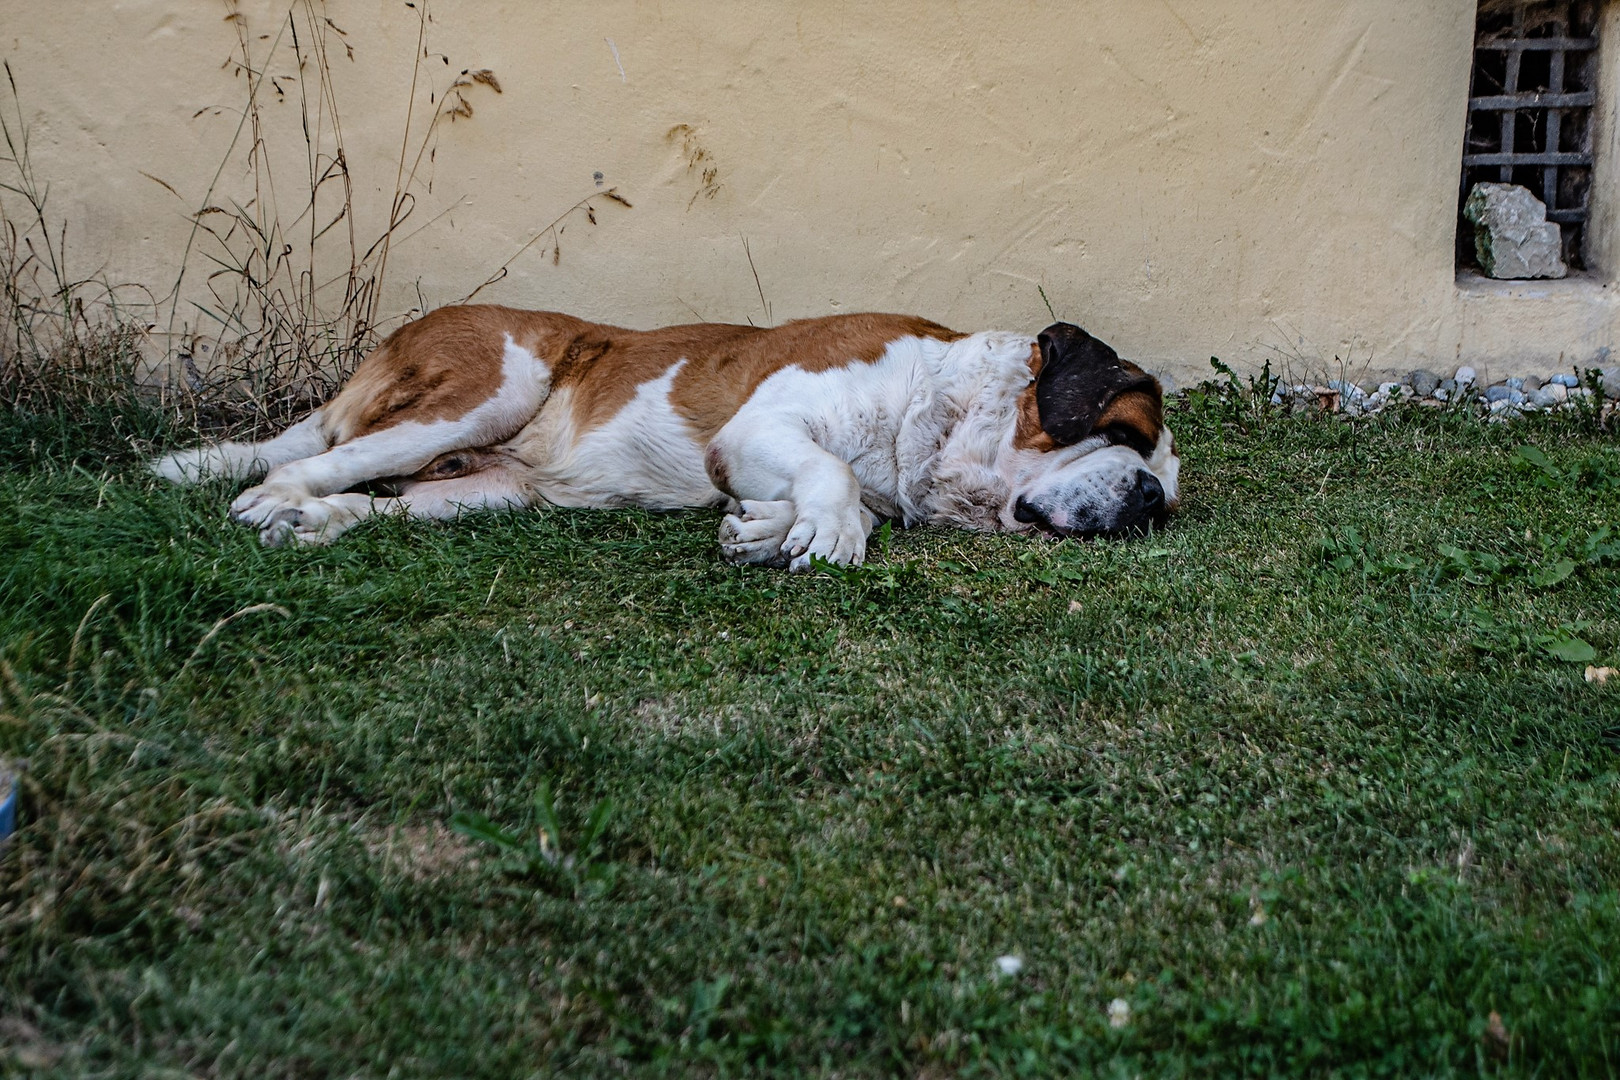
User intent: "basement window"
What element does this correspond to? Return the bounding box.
[1457,0,1600,271]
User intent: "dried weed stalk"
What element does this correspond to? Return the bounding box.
[0,63,152,418]
[2,0,630,437]
[153,0,511,434]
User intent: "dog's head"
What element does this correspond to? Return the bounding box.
[999,322,1179,538]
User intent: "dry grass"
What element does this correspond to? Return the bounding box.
[0,64,153,420]
[1,0,629,440]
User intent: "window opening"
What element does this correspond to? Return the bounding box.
[1457,0,1600,270]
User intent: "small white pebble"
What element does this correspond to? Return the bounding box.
[994,955,1023,977]
[1586,666,1616,686]
[1108,998,1131,1028]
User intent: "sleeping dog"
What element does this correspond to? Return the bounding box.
[152,306,1179,570]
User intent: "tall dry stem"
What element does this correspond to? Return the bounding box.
[0,62,153,416]
[4,1,631,436]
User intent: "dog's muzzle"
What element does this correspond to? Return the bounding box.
[1014,469,1167,537]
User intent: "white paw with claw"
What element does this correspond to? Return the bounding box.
[783,502,875,573]
[229,482,310,528]
[257,494,368,547]
[718,499,796,568]
[719,500,876,570]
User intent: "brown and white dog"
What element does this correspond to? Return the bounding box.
[152,306,1179,570]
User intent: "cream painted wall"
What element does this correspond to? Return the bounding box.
[4,0,1616,384]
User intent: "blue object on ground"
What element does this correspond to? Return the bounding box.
[0,781,15,842]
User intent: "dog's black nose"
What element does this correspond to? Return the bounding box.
[1013,495,1046,526]
[1136,470,1166,517]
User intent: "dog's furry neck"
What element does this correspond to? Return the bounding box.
[892,331,1033,531]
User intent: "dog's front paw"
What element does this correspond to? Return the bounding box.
[783,503,873,573]
[257,494,367,547]
[718,499,796,568]
[229,482,308,527]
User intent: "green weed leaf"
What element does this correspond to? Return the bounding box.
[1529,559,1577,587]
[582,798,615,850]
[1515,445,1560,478]
[450,780,616,895]
[1584,526,1619,563]
[449,811,523,853]
[1541,636,1597,663]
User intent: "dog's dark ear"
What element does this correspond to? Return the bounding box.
[1034,322,1158,446]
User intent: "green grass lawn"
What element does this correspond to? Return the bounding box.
[1,397,1617,1077]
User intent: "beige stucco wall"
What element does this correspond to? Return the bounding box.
[5,0,1616,384]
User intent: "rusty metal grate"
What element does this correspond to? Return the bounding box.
[1457,0,1601,269]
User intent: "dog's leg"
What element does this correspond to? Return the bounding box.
[706,426,873,571]
[227,415,504,532]
[227,325,553,540]
[717,500,797,568]
[719,499,876,568]
[150,411,330,485]
[256,466,532,547]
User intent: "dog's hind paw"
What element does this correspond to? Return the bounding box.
[151,444,264,485]
[150,449,204,485]
[151,447,238,485]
